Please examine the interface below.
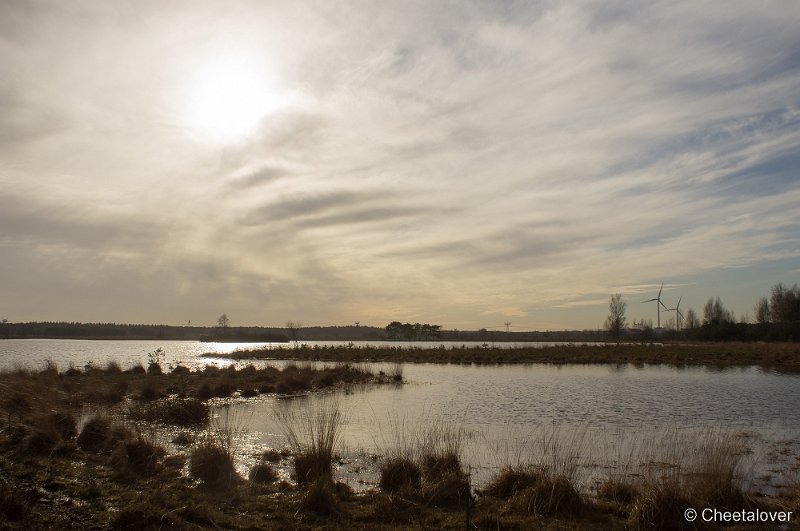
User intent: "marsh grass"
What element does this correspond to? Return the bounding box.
[274,398,345,486]
[226,342,800,372]
[188,406,247,489]
[128,398,209,427]
[110,432,166,479]
[189,442,240,489]
[248,462,279,484]
[375,413,473,509]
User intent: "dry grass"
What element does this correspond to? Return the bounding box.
[128,398,209,427]
[76,416,113,452]
[189,442,240,489]
[380,457,422,493]
[226,342,800,371]
[376,416,473,509]
[110,433,166,478]
[248,462,279,484]
[274,398,345,486]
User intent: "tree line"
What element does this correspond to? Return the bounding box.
[385,322,442,341]
[604,282,800,341]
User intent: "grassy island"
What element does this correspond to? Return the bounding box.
[218,342,800,372]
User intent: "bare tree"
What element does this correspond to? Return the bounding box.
[684,308,700,329]
[754,297,770,324]
[703,297,734,325]
[286,320,302,343]
[770,283,800,323]
[604,293,627,340]
[217,314,230,328]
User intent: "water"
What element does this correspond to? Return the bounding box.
[0,339,609,372]
[3,339,799,490]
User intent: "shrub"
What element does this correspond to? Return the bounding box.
[240,388,259,398]
[189,442,240,489]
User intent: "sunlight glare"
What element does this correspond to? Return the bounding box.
[186,55,282,143]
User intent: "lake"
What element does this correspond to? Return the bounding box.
[2,339,798,491]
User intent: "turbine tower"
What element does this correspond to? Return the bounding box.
[665,296,684,331]
[641,283,669,328]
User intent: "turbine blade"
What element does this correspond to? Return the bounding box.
[642,298,657,303]
[658,283,663,297]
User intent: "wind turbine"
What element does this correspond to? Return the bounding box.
[641,283,669,328]
[664,296,684,331]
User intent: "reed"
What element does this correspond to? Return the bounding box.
[273,398,345,486]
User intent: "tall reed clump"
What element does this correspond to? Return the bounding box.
[274,398,345,487]
[481,425,587,518]
[377,413,422,495]
[628,429,752,530]
[377,415,472,509]
[110,432,166,479]
[419,423,473,508]
[189,407,243,489]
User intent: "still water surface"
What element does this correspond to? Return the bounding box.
[2,339,798,489]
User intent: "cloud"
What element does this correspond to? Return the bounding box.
[1,1,800,327]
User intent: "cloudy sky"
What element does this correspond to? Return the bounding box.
[1,0,799,330]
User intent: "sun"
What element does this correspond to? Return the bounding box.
[185,55,282,143]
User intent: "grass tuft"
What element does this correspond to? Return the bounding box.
[110,434,166,478]
[482,466,541,499]
[77,416,112,452]
[248,462,279,484]
[128,398,209,427]
[302,474,340,515]
[274,398,345,486]
[189,442,241,489]
[379,457,422,493]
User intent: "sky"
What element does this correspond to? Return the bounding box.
[1,0,799,330]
